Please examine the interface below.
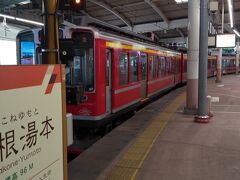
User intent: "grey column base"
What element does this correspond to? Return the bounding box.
[195,115,210,123]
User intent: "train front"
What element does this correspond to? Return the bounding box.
[60,28,107,126]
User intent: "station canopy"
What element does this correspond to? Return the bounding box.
[0,0,239,43]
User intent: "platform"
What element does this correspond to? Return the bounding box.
[68,74,240,180]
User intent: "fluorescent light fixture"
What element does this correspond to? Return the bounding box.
[16,18,44,26]
[175,0,188,4]
[18,0,31,5]
[233,29,240,37]
[227,0,233,27]
[0,13,15,20]
[0,13,44,26]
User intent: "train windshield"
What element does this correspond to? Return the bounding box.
[62,30,94,92]
[17,29,95,93]
[18,32,35,65]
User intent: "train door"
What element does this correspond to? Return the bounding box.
[106,49,112,114]
[140,53,148,99]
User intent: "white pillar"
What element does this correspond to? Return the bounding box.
[185,0,200,114]
[216,48,222,82]
[216,0,224,83]
[236,42,240,74]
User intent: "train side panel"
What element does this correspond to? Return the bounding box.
[111,48,141,113]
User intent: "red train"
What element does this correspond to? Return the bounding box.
[222,56,238,74]
[17,26,219,127]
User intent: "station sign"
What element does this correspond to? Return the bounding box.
[216,34,236,48]
[208,35,216,48]
[0,65,67,180]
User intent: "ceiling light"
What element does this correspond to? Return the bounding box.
[18,0,31,5]
[0,13,15,20]
[233,29,240,37]
[16,18,44,26]
[175,0,188,4]
[0,13,44,26]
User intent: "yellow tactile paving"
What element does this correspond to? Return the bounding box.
[105,167,137,180]
[105,92,186,180]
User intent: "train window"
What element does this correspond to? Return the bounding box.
[130,53,138,82]
[157,57,160,77]
[65,60,72,85]
[140,53,147,80]
[160,57,166,77]
[177,57,180,73]
[173,57,179,74]
[73,56,81,84]
[149,56,153,80]
[18,32,35,64]
[169,57,173,74]
[106,49,111,86]
[174,58,178,74]
[119,52,129,85]
[171,57,174,74]
[166,57,171,75]
[153,56,158,78]
[71,48,94,91]
[71,31,94,92]
[165,57,169,75]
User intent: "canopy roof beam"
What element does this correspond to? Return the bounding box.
[88,0,132,29]
[144,0,169,24]
[123,18,188,32]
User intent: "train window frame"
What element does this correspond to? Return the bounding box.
[130,52,139,83]
[153,55,159,79]
[160,56,166,77]
[71,30,95,93]
[166,57,171,75]
[140,53,148,80]
[119,52,129,86]
[106,49,112,86]
[149,55,154,80]
[173,56,177,74]
[17,31,36,65]
[177,56,181,74]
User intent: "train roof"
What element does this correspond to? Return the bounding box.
[68,25,182,56]
[62,20,182,55]
[17,22,182,56]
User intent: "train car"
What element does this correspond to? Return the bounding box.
[16,26,184,127]
[16,25,223,129]
[208,56,217,77]
[182,53,187,82]
[222,56,237,74]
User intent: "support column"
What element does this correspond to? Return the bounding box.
[195,0,210,122]
[216,48,222,82]
[184,0,200,114]
[236,42,240,74]
[216,0,224,82]
[42,0,59,64]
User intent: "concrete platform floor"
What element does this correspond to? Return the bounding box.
[69,74,240,180]
[68,84,185,180]
[136,75,240,180]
